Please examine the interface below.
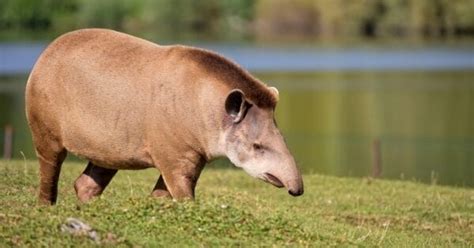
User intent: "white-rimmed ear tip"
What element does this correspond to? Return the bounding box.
[269,86,279,100]
[269,86,279,95]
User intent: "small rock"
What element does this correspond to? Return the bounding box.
[61,217,99,243]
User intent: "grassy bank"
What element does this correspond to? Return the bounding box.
[0,160,472,246]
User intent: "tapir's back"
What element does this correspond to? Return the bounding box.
[25,29,189,168]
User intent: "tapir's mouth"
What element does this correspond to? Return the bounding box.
[263,173,284,188]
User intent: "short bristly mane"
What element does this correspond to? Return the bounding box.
[185,47,277,108]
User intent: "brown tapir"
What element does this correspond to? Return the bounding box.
[25,29,303,205]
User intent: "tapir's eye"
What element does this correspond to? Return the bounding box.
[253,143,263,150]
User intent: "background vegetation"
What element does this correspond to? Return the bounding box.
[1,0,473,42]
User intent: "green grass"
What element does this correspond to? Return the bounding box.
[0,160,473,247]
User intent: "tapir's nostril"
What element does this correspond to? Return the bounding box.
[288,188,304,197]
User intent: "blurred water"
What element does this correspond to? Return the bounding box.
[259,71,474,187]
[1,43,474,74]
[0,43,473,187]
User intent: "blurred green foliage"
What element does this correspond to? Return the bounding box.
[0,0,473,41]
[256,0,474,41]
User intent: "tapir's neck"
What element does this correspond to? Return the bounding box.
[190,84,229,162]
[198,110,228,162]
[205,131,227,160]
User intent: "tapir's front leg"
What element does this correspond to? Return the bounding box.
[156,156,205,200]
[151,175,171,198]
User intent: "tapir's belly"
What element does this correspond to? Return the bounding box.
[60,112,155,170]
[64,137,155,170]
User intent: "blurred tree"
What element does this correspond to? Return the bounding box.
[0,0,76,31]
[138,0,255,41]
[254,0,474,41]
[146,0,223,40]
[77,0,141,30]
[0,0,473,41]
[255,0,318,40]
[441,0,474,37]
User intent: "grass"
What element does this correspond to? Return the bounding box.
[0,160,473,247]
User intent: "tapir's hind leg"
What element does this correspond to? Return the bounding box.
[37,148,67,205]
[74,162,117,202]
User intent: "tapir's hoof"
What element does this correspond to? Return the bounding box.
[74,175,103,203]
[151,189,171,198]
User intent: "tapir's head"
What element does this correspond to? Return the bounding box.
[220,87,303,196]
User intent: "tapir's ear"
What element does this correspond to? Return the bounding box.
[225,89,251,123]
[269,86,279,102]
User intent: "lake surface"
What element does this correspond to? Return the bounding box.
[1,43,474,74]
[261,71,474,187]
[0,44,473,187]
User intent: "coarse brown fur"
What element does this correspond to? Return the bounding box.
[26,28,302,205]
[186,48,278,108]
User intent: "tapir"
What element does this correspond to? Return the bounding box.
[25,29,303,205]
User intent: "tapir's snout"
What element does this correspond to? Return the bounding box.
[287,178,304,197]
[262,168,304,197]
